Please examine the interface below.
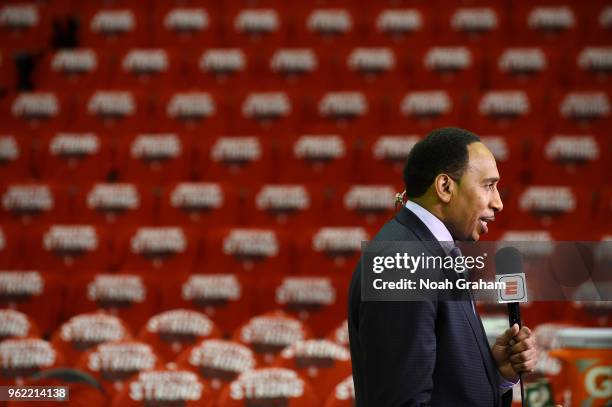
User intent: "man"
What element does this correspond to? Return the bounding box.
[348,128,539,406]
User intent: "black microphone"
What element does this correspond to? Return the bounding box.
[495,246,527,407]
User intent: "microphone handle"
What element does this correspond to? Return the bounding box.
[507,302,525,407]
[507,302,522,328]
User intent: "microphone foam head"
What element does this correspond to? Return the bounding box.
[495,246,524,275]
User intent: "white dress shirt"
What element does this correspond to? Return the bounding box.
[405,200,454,254]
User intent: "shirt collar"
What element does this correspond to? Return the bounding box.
[405,200,454,254]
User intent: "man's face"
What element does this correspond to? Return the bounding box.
[446,142,503,241]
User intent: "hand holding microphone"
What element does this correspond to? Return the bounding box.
[492,323,537,381]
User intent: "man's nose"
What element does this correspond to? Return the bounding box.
[491,188,503,213]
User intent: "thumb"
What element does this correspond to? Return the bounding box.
[495,323,519,347]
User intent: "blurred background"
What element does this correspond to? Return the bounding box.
[0,0,610,406]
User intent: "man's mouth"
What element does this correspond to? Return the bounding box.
[479,216,495,234]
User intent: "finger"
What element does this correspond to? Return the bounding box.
[511,359,537,373]
[514,326,532,342]
[509,348,537,364]
[510,337,536,354]
[495,324,520,346]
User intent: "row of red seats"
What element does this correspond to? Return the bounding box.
[16,45,612,92]
[2,88,611,134]
[1,182,609,228]
[0,192,609,273]
[0,271,350,338]
[1,305,608,405]
[3,2,611,52]
[1,132,608,186]
[0,308,352,405]
[0,222,373,275]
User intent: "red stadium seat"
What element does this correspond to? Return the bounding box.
[51,312,132,365]
[358,133,420,184]
[260,47,332,90]
[175,339,257,397]
[114,132,193,183]
[468,89,544,134]
[0,309,39,341]
[111,366,214,407]
[73,90,151,132]
[65,272,162,333]
[505,186,592,233]
[0,133,32,180]
[0,92,68,132]
[161,272,255,336]
[202,227,290,276]
[324,375,355,407]
[232,311,313,366]
[0,271,64,336]
[510,3,580,46]
[569,46,612,89]
[0,338,64,386]
[229,90,297,134]
[255,275,348,337]
[0,182,71,225]
[73,182,156,225]
[138,309,222,362]
[243,184,326,227]
[77,340,162,400]
[0,3,50,52]
[436,5,506,47]
[335,46,408,90]
[273,339,352,402]
[295,226,371,278]
[528,134,607,187]
[302,90,381,133]
[24,224,112,273]
[217,367,319,407]
[35,48,111,90]
[225,6,287,47]
[152,5,221,47]
[329,184,397,228]
[185,48,253,90]
[486,46,560,90]
[112,48,181,90]
[80,6,150,49]
[115,226,200,273]
[276,133,354,183]
[153,89,226,135]
[292,6,357,48]
[412,46,482,91]
[384,89,464,133]
[548,90,612,133]
[36,132,113,182]
[197,136,275,185]
[363,5,434,46]
[159,182,239,226]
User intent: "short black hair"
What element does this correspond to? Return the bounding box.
[403,127,481,198]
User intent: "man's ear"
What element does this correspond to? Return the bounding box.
[434,174,454,203]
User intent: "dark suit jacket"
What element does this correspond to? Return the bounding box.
[348,207,513,407]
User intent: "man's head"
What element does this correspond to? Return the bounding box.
[403,127,503,241]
